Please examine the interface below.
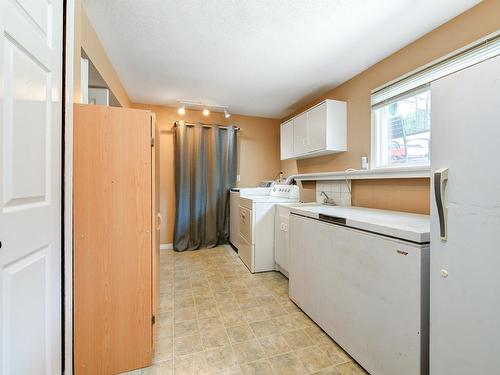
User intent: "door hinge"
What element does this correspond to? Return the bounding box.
[151,138,155,147]
[152,315,156,325]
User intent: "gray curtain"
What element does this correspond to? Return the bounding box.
[173,123,237,251]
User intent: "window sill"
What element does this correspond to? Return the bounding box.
[288,165,430,182]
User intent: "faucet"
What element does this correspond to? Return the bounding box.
[320,191,336,206]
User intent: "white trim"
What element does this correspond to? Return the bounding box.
[64,1,75,374]
[160,243,173,250]
[288,166,430,182]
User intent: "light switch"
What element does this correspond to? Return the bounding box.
[236,175,241,182]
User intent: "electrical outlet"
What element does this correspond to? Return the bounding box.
[236,175,241,182]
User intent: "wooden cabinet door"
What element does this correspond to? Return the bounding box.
[74,104,153,374]
[307,102,327,152]
[151,113,161,351]
[292,113,308,156]
[280,120,294,160]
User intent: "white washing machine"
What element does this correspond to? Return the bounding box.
[238,185,299,273]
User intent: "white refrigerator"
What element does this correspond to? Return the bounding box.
[430,54,500,374]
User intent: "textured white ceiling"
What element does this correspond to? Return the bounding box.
[83,0,480,118]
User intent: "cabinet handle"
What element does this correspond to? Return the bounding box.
[434,168,449,241]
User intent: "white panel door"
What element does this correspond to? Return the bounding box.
[430,55,500,374]
[306,102,326,152]
[280,120,293,160]
[0,1,63,374]
[292,113,308,156]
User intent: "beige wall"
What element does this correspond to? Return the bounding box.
[132,104,281,244]
[281,0,500,215]
[73,0,131,107]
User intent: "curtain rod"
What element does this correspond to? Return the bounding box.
[171,121,240,131]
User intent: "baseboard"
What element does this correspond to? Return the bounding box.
[160,243,173,250]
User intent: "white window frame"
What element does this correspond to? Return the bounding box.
[370,31,500,170]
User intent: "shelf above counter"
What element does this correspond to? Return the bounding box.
[287,166,431,182]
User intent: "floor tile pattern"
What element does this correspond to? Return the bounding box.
[123,245,368,375]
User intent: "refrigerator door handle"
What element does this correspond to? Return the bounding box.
[434,168,449,240]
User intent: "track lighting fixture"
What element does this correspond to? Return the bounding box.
[177,100,230,118]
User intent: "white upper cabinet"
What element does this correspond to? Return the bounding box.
[281,99,347,160]
[280,120,294,160]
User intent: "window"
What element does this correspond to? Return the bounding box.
[372,87,430,168]
[370,31,500,169]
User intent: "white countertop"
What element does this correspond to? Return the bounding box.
[290,205,430,243]
[276,202,323,209]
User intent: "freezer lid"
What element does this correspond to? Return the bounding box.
[290,205,430,244]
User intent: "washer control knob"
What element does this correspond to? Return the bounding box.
[440,269,449,278]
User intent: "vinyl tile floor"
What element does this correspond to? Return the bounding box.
[123,245,368,375]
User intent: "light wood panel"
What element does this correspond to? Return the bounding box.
[151,113,160,350]
[351,178,430,215]
[74,104,153,374]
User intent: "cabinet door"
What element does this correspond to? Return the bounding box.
[280,120,294,160]
[282,213,290,272]
[292,113,308,156]
[307,102,327,152]
[274,212,284,266]
[275,209,289,271]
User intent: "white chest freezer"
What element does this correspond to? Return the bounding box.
[289,206,430,375]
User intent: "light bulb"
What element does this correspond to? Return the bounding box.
[203,108,210,116]
[178,105,185,115]
[224,109,231,119]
